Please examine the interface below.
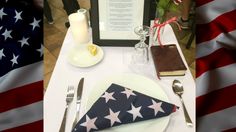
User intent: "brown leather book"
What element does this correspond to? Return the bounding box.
[151,44,187,76]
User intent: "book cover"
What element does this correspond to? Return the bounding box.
[151,44,187,76]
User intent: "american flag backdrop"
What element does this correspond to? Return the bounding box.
[196,0,236,131]
[0,0,43,131]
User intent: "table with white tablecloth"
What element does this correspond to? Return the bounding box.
[44,24,196,132]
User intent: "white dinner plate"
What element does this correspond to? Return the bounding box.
[67,45,104,67]
[86,73,170,132]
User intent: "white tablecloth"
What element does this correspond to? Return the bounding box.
[44,24,196,132]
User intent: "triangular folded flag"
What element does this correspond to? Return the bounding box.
[73,84,178,132]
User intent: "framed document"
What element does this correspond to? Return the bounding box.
[90,0,151,46]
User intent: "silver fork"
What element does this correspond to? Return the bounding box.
[59,86,75,132]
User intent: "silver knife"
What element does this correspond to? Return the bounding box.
[72,78,84,128]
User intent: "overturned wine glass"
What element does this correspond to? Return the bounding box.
[133,25,150,64]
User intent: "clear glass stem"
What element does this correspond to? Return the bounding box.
[140,35,146,43]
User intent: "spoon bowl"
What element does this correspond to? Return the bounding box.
[172,80,184,96]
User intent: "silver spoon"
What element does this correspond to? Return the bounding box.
[172,80,193,127]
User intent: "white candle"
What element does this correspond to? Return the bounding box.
[69,11,89,44]
[77,9,89,28]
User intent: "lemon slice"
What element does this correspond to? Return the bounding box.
[87,44,98,56]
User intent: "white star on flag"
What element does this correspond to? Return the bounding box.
[36,44,44,57]
[148,100,165,116]
[0,49,6,60]
[0,8,7,20]
[10,53,19,67]
[2,29,12,41]
[80,115,98,132]
[0,26,2,30]
[14,10,23,23]
[18,37,29,47]
[127,104,143,121]
[29,17,41,30]
[121,88,136,99]
[101,92,116,103]
[105,108,121,126]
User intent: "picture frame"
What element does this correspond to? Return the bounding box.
[90,0,152,46]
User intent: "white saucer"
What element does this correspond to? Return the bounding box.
[67,45,104,67]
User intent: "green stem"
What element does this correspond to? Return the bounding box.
[156,0,172,23]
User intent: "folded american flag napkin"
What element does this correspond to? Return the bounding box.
[73,83,178,132]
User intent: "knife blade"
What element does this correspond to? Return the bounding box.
[72,78,84,128]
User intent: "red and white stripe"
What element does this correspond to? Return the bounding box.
[196,0,236,131]
[0,62,43,131]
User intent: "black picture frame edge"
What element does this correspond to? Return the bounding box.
[90,0,152,47]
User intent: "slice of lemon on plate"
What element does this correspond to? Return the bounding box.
[88,44,98,56]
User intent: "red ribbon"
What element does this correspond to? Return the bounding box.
[152,17,181,47]
[173,0,183,5]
